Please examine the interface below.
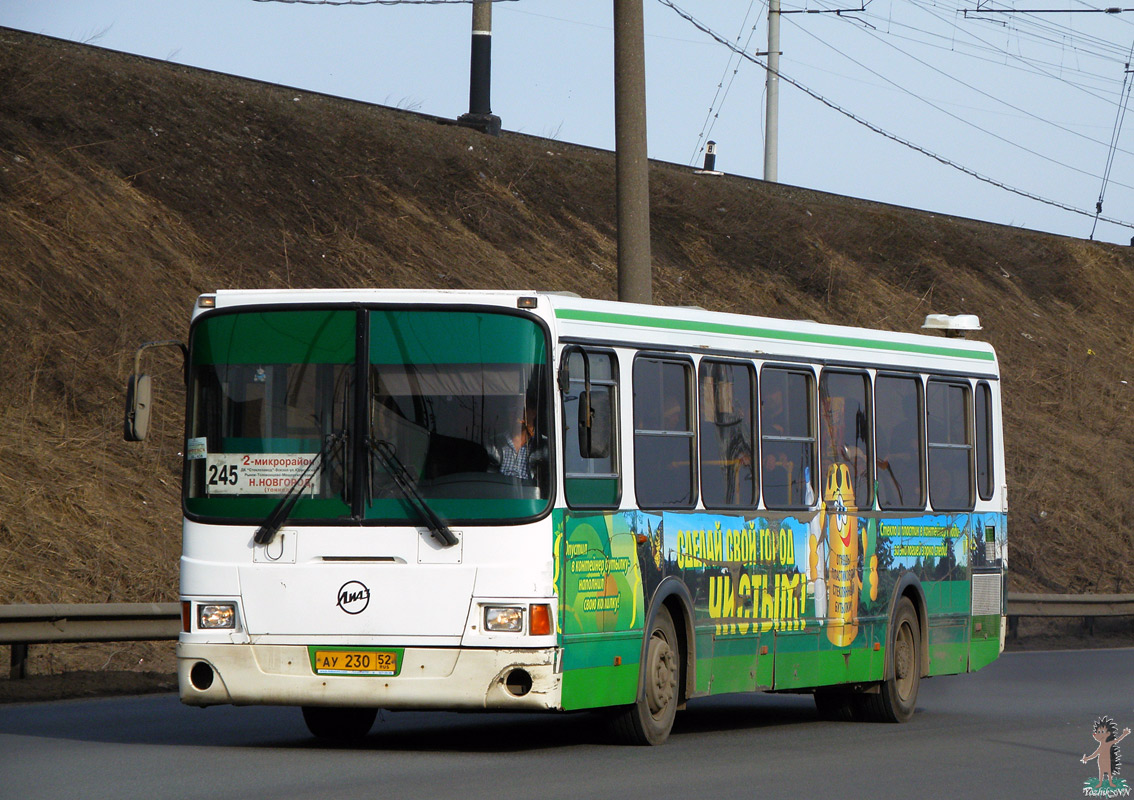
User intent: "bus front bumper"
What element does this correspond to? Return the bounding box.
[178,642,562,711]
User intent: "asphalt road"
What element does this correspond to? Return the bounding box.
[0,648,1130,800]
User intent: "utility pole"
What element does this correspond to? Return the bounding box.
[458,0,502,136]
[763,2,862,182]
[614,0,653,305]
[764,0,780,183]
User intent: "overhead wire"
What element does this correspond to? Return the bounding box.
[689,0,766,165]
[897,0,1134,128]
[809,8,1134,166]
[925,0,1129,63]
[656,0,1134,229]
[775,0,1120,90]
[863,0,1131,84]
[783,11,1134,191]
[1091,41,1134,237]
[1073,0,1134,29]
[906,0,1134,68]
[835,16,1118,92]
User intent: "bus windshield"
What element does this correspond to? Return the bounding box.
[184,307,550,525]
[367,309,549,522]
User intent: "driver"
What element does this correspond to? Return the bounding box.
[492,396,540,480]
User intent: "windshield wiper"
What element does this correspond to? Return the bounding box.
[367,438,459,548]
[253,431,345,546]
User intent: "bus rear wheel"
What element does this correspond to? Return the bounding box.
[301,706,378,741]
[861,597,921,723]
[610,606,680,746]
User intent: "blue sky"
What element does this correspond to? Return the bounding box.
[5,0,1134,244]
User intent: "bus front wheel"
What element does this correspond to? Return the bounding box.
[301,705,378,741]
[610,606,680,745]
[862,596,921,723]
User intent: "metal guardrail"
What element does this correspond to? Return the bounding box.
[0,595,1130,679]
[1005,592,1134,638]
[0,602,180,679]
[1006,592,1134,618]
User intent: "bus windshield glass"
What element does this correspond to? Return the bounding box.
[185,308,356,522]
[367,309,550,522]
[183,306,550,524]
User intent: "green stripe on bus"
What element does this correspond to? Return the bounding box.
[554,308,996,362]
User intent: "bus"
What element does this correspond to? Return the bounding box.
[126,289,1007,745]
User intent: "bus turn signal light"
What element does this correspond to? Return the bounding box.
[529,603,552,636]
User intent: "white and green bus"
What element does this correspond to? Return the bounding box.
[127,289,1006,744]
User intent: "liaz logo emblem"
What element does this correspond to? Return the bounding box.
[336,581,370,615]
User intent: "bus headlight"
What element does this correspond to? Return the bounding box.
[198,603,237,630]
[484,606,524,632]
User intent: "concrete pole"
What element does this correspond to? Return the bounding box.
[613,0,653,305]
[458,0,501,135]
[764,0,780,182]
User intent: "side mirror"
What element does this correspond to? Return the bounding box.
[562,344,613,460]
[123,339,188,443]
[124,373,153,442]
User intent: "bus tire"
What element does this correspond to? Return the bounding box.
[610,606,680,746]
[301,705,378,741]
[862,597,921,723]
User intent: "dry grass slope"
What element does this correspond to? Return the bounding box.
[1,28,1133,673]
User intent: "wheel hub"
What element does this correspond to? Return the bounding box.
[646,636,676,717]
[895,637,912,680]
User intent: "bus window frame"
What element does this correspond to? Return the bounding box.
[873,371,927,512]
[559,346,622,510]
[632,353,698,510]
[758,363,817,511]
[975,380,995,502]
[697,357,758,511]
[818,367,874,512]
[926,377,974,512]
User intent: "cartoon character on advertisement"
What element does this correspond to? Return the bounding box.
[809,463,877,647]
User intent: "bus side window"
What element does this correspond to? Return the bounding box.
[699,360,756,509]
[875,375,925,510]
[633,356,696,508]
[819,370,872,510]
[760,367,816,509]
[927,379,973,510]
[562,349,621,508]
[975,382,994,501]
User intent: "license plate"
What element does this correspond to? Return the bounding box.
[312,649,398,676]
